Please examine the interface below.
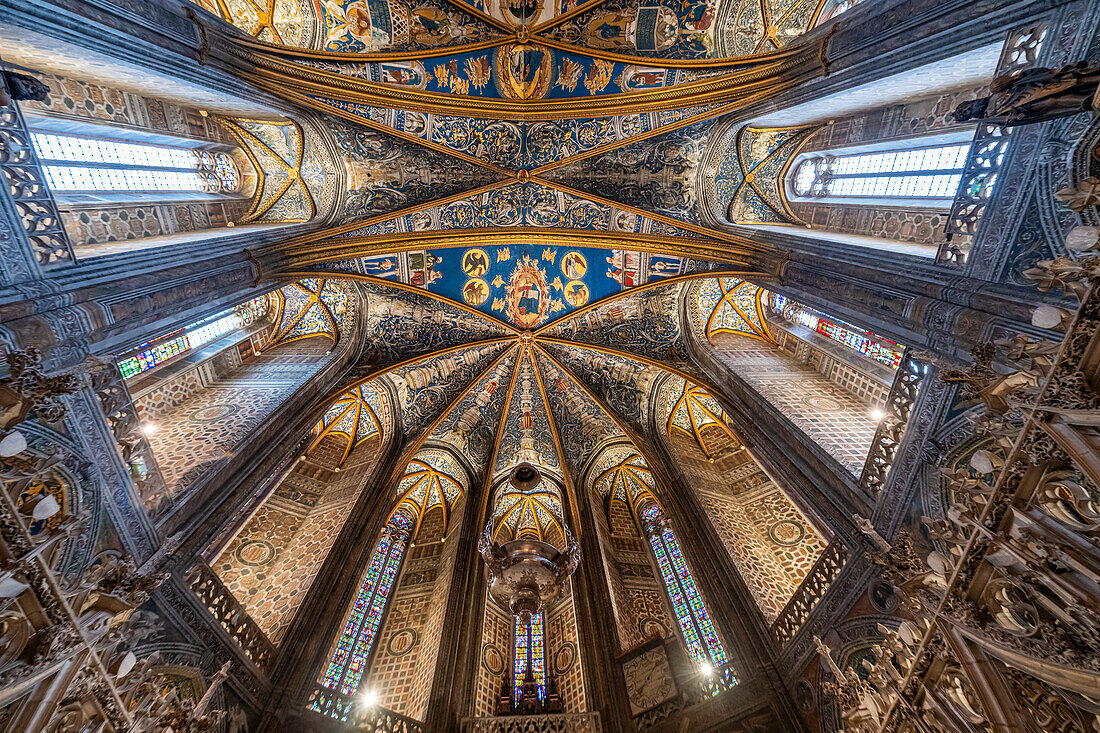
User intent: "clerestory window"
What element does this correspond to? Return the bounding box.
[32,132,240,194]
[790,140,972,202]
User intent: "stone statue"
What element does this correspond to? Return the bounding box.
[0,70,49,107]
[953,62,1100,127]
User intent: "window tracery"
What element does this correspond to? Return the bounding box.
[790,142,972,201]
[116,294,269,379]
[640,503,731,670]
[513,611,546,704]
[32,132,241,194]
[771,294,903,369]
[316,511,413,702]
[591,449,732,671]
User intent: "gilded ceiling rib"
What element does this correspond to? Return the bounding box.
[528,100,748,176]
[220,117,316,223]
[535,344,687,521]
[257,180,512,252]
[437,0,516,32]
[266,228,760,268]
[528,272,759,336]
[530,345,584,534]
[323,337,515,407]
[666,382,739,460]
[280,89,519,176]
[531,35,810,68]
[379,342,520,492]
[727,123,821,225]
[217,37,824,120]
[476,345,525,521]
[751,0,829,54]
[278,271,520,333]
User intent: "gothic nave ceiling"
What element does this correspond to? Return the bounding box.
[207,0,808,497]
[294,273,769,491]
[207,0,828,59]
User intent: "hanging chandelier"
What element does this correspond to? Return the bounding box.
[478,463,579,622]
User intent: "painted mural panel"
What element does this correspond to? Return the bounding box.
[319,0,503,52]
[315,101,724,169]
[314,243,713,330]
[299,49,731,101]
[548,0,718,59]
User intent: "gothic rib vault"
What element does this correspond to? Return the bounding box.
[4,0,1100,731]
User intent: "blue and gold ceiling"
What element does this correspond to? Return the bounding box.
[199,0,829,486]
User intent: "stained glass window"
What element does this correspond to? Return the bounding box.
[116,295,270,379]
[32,132,239,194]
[513,611,546,704]
[317,514,411,705]
[791,142,972,200]
[641,504,731,670]
[772,294,903,369]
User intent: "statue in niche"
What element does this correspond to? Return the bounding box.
[953,61,1100,127]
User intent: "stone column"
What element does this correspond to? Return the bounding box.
[563,474,637,733]
[743,235,1062,363]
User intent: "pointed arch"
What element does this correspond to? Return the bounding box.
[310,381,391,465]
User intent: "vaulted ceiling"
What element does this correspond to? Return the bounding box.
[201,0,823,493]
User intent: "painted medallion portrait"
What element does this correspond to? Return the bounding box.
[462,248,491,277]
[463,278,490,306]
[561,251,587,280]
[505,255,550,329]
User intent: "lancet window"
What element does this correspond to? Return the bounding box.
[32,132,240,194]
[513,611,546,704]
[116,295,269,378]
[317,511,413,701]
[640,504,730,669]
[790,140,972,201]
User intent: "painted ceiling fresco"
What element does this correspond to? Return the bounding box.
[297,273,762,525]
[311,381,391,462]
[327,116,502,218]
[202,0,828,60]
[271,278,351,345]
[541,118,718,224]
[198,0,829,522]
[689,276,771,342]
[310,103,720,169]
[297,47,731,100]
[223,118,334,223]
[590,446,656,516]
[495,349,561,476]
[325,183,707,238]
[700,122,819,225]
[313,243,718,330]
